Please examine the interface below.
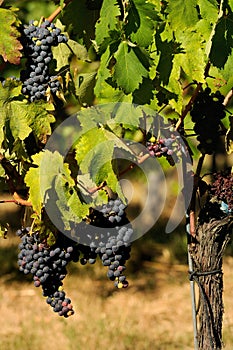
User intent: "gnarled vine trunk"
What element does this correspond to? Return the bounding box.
[189,206,233,350]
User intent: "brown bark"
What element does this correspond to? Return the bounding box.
[189,203,233,349]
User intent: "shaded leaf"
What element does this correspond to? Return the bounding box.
[125,0,157,47]
[95,0,121,50]
[61,0,100,48]
[52,39,88,71]
[73,72,96,105]
[209,12,233,68]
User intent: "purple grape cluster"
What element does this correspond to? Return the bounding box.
[190,88,225,154]
[16,197,134,316]
[146,135,181,164]
[210,171,233,211]
[21,19,68,102]
[91,225,133,288]
[100,198,127,223]
[17,227,77,317]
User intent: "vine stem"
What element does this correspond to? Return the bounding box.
[223,88,233,106]
[13,192,32,207]
[47,0,73,22]
[175,61,211,132]
[175,82,202,132]
[189,154,205,237]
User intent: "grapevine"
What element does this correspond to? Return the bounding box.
[0,1,232,349]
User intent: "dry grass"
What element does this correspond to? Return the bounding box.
[0,236,233,350]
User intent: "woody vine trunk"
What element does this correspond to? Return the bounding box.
[189,203,233,349]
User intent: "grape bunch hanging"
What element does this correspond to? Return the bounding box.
[146,134,182,165]
[17,198,133,317]
[20,19,68,102]
[190,88,226,154]
[210,170,233,211]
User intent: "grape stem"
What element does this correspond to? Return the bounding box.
[223,88,233,106]
[47,0,73,23]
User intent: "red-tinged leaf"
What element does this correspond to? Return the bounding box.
[0,8,22,65]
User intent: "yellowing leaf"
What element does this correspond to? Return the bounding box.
[0,8,22,65]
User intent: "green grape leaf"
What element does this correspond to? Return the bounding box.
[52,43,70,71]
[132,77,155,105]
[52,39,88,71]
[94,47,112,99]
[95,0,121,49]
[77,105,110,132]
[25,151,74,214]
[76,173,108,206]
[24,152,44,214]
[155,29,183,86]
[73,72,96,105]
[113,42,149,94]
[54,176,90,229]
[68,39,89,60]
[218,51,233,90]
[197,0,219,24]
[165,59,183,114]
[0,8,22,65]
[0,79,22,102]
[209,12,233,68]
[67,191,90,221]
[74,127,124,197]
[0,81,22,146]
[94,47,130,103]
[75,127,109,167]
[174,30,206,83]
[167,0,199,31]
[125,0,157,47]
[8,101,32,140]
[0,82,55,146]
[110,102,144,131]
[61,0,100,48]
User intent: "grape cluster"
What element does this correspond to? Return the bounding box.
[100,198,127,223]
[21,19,68,102]
[78,197,133,288]
[90,225,133,288]
[210,171,233,211]
[146,136,181,165]
[190,88,225,154]
[17,227,77,317]
[16,198,134,316]
[0,76,20,86]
